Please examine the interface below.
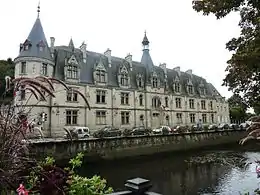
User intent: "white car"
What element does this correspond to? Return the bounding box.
[152,126,172,134]
[64,126,90,139]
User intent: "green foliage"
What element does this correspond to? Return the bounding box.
[68,175,113,195]
[228,94,248,122]
[69,152,84,171]
[27,153,113,195]
[192,0,260,107]
[0,59,14,101]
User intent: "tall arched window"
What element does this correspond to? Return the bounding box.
[165,115,170,126]
[139,94,143,106]
[152,97,161,108]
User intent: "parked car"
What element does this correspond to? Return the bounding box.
[229,123,239,130]
[239,123,250,130]
[152,126,172,135]
[64,126,90,139]
[125,126,151,136]
[208,124,218,130]
[93,126,122,138]
[218,123,229,130]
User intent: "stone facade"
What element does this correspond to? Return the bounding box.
[13,8,230,137]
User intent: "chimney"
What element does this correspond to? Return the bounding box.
[173,66,181,76]
[80,42,87,63]
[104,48,111,67]
[125,53,132,71]
[159,63,167,77]
[50,37,55,57]
[185,69,192,76]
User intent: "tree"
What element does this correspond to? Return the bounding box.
[228,94,248,123]
[0,59,14,101]
[192,0,260,107]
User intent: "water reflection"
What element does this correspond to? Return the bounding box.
[81,151,260,195]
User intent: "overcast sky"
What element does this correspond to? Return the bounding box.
[0,0,241,98]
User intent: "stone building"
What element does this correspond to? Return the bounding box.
[14,8,230,137]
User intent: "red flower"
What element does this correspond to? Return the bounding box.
[16,184,29,195]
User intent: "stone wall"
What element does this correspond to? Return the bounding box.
[29,130,246,161]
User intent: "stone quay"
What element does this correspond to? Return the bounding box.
[29,129,246,161]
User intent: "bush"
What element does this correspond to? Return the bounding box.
[27,153,113,195]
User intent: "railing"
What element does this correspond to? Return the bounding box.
[108,178,161,195]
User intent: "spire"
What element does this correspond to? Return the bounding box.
[142,31,150,47]
[69,38,75,50]
[17,5,52,61]
[141,31,153,70]
[37,1,40,18]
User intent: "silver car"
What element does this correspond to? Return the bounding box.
[64,126,90,139]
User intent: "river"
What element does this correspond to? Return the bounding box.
[80,149,260,195]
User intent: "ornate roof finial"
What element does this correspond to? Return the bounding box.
[142,30,150,46]
[37,1,40,18]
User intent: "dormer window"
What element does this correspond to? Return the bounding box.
[118,65,130,87]
[94,57,107,84]
[66,55,79,80]
[136,74,144,88]
[200,87,206,96]
[23,39,32,51]
[96,69,106,83]
[67,65,78,79]
[187,79,194,95]
[188,85,193,94]
[120,72,129,86]
[37,40,46,52]
[173,76,181,93]
[152,77,158,88]
[174,82,181,93]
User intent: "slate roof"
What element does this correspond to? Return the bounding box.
[53,45,222,99]
[17,17,53,61]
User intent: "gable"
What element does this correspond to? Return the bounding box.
[68,55,78,65]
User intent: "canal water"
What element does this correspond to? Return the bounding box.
[80,149,260,195]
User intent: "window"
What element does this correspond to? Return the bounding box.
[67,65,78,79]
[152,77,158,88]
[96,90,106,104]
[224,107,226,112]
[176,113,182,124]
[189,99,195,109]
[165,97,169,107]
[120,73,129,86]
[202,114,207,123]
[174,83,180,93]
[139,94,143,106]
[96,70,106,82]
[201,100,206,110]
[165,115,169,125]
[20,85,25,100]
[140,115,144,125]
[175,98,181,108]
[121,93,129,105]
[209,101,213,110]
[188,85,193,94]
[152,97,161,108]
[137,77,143,88]
[190,113,195,123]
[67,89,78,102]
[121,111,130,125]
[211,114,214,123]
[96,111,106,125]
[200,87,206,95]
[21,62,26,74]
[66,110,78,125]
